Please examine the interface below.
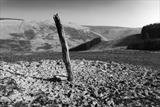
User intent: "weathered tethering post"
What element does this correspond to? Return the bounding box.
[53,13,73,81]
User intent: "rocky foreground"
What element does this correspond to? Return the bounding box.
[0,59,160,106]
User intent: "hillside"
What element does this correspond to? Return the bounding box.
[0,19,100,53]
[69,26,142,51]
[89,34,143,51]
[68,25,142,51]
[87,26,141,40]
[85,24,160,51]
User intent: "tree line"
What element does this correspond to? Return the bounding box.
[141,23,160,39]
[127,23,160,51]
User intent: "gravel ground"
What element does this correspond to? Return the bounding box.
[0,59,160,107]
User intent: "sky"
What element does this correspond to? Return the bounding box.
[0,0,159,27]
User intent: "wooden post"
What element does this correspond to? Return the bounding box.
[53,13,73,81]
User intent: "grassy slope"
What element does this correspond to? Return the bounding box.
[0,50,160,70]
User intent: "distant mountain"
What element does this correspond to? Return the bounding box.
[87,26,141,40]
[0,19,100,53]
[70,26,142,51]
[1,18,154,53]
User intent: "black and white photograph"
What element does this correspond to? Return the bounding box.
[0,0,160,106]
